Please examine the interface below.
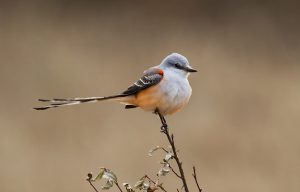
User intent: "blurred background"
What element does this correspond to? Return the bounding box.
[1,0,300,192]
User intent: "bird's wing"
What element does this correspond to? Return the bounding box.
[122,67,164,95]
[34,67,163,110]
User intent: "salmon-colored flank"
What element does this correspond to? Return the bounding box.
[158,69,164,75]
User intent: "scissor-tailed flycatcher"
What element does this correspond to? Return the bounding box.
[34,53,197,127]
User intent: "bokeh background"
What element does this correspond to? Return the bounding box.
[1,0,300,192]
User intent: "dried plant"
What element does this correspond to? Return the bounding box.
[86,111,202,192]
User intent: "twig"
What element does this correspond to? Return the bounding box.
[86,173,99,192]
[164,131,189,192]
[160,147,170,153]
[169,164,181,179]
[144,175,168,192]
[192,166,202,192]
[115,182,124,192]
[156,110,189,192]
[87,180,99,192]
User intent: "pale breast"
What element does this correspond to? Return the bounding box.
[127,71,192,115]
[157,75,192,115]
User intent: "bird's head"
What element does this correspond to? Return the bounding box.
[160,53,197,77]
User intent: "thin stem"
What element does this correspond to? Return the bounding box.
[144,175,168,192]
[156,111,189,192]
[160,147,170,153]
[115,182,124,192]
[166,131,189,192]
[169,164,181,179]
[87,180,99,192]
[86,174,99,192]
[192,166,202,192]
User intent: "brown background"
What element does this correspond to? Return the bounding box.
[1,0,300,192]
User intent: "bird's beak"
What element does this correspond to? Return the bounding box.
[185,66,197,73]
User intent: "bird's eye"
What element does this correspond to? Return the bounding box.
[174,63,180,68]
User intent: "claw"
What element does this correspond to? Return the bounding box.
[160,124,168,133]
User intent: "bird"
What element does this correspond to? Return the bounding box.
[34,53,197,129]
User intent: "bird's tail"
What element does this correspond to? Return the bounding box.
[33,94,128,110]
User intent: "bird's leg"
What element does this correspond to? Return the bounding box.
[155,109,168,132]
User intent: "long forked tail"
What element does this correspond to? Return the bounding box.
[34,94,128,110]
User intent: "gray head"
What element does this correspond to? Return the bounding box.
[159,53,197,76]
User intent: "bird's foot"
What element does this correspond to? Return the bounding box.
[160,123,168,133]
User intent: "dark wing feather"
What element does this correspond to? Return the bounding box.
[122,69,163,95]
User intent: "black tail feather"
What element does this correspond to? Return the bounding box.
[34,94,129,110]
